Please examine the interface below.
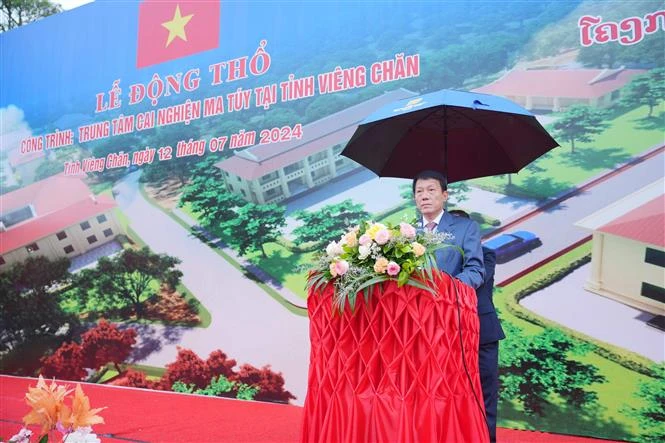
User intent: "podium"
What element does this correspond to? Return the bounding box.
[301,272,489,443]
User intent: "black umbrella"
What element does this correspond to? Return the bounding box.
[341,89,559,182]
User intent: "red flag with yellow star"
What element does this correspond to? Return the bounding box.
[136,0,220,68]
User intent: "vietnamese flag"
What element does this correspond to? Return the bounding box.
[136,0,220,68]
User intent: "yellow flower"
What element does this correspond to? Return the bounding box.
[411,242,426,257]
[23,376,73,434]
[365,223,387,240]
[373,257,389,273]
[61,384,105,429]
[329,262,338,277]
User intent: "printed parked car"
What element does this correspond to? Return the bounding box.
[483,230,542,263]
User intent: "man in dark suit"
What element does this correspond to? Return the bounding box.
[450,209,505,442]
[413,170,485,289]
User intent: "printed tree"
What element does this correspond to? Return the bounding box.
[221,203,286,257]
[41,321,138,380]
[141,124,202,186]
[233,364,295,403]
[0,256,76,352]
[448,181,471,206]
[40,342,86,381]
[499,325,606,416]
[206,350,237,379]
[74,247,182,318]
[626,363,665,443]
[178,158,246,227]
[80,320,137,372]
[551,104,609,154]
[292,200,370,246]
[161,347,210,390]
[621,68,665,118]
[0,0,61,31]
[161,348,240,392]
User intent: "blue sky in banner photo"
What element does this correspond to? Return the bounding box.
[0,1,582,128]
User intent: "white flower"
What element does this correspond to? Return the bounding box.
[326,241,343,258]
[63,428,101,443]
[9,428,32,443]
[358,244,372,260]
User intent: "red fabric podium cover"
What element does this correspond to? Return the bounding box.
[301,272,489,443]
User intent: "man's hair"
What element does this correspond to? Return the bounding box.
[448,209,470,218]
[412,170,448,193]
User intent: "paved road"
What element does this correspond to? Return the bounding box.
[113,172,310,405]
[492,151,665,283]
[521,264,664,362]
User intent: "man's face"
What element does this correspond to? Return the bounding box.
[414,178,448,219]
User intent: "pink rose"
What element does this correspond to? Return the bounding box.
[333,260,350,276]
[399,222,417,239]
[374,229,391,245]
[358,234,372,246]
[386,261,401,276]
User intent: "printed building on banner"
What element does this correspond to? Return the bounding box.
[474,67,645,112]
[576,179,665,316]
[215,88,417,204]
[0,175,124,271]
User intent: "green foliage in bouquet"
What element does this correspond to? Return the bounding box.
[306,220,461,312]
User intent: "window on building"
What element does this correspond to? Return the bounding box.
[641,282,665,304]
[87,235,98,245]
[308,151,327,163]
[260,171,279,184]
[80,221,91,231]
[645,248,665,268]
[97,214,108,223]
[264,187,283,198]
[26,243,39,253]
[103,228,113,237]
[56,231,68,240]
[64,245,74,254]
[284,162,303,175]
[0,256,5,265]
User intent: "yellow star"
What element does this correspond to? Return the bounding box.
[161,5,194,47]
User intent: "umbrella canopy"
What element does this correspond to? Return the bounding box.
[341,89,559,183]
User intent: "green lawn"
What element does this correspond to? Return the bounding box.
[182,201,312,301]
[473,105,665,199]
[494,241,652,440]
[245,242,314,300]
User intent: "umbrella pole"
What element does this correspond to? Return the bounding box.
[443,106,448,178]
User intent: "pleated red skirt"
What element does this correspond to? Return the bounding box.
[302,273,489,443]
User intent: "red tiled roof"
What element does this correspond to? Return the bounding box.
[216,88,417,180]
[1,174,91,214]
[599,195,665,247]
[474,68,645,99]
[0,175,117,254]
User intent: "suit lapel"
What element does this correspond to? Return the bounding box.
[437,211,455,234]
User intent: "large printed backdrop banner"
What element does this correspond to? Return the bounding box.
[1,1,664,442]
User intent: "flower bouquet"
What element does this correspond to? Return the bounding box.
[8,376,105,443]
[306,221,459,311]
